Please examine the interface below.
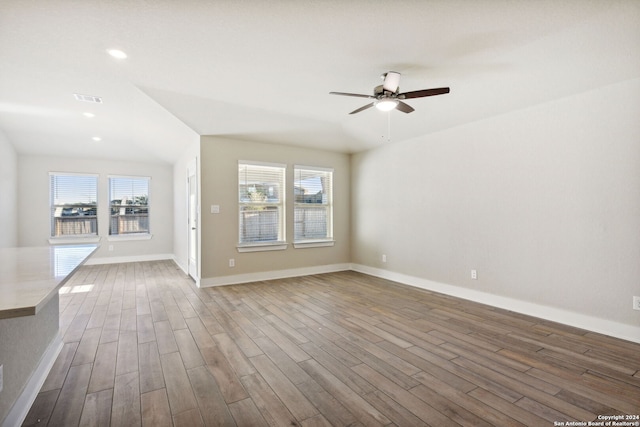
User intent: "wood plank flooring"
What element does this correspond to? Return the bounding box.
[23,260,640,426]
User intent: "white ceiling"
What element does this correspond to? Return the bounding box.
[1,1,639,164]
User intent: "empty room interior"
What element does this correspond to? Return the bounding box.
[1,1,639,426]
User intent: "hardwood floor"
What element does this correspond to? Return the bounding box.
[23,260,640,426]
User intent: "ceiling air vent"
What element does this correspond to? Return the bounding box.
[74,93,103,104]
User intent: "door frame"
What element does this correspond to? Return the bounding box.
[187,158,200,284]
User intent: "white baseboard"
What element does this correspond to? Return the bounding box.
[199,263,351,287]
[351,264,640,345]
[2,335,63,427]
[80,253,640,344]
[84,253,174,265]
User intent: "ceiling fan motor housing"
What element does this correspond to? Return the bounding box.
[374,85,397,97]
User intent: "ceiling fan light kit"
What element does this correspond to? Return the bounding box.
[375,98,399,111]
[330,71,449,114]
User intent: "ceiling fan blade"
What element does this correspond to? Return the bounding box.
[382,71,401,93]
[349,103,375,114]
[395,101,414,114]
[399,87,450,99]
[329,91,375,99]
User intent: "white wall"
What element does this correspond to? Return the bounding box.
[0,129,18,248]
[352,78,640,337]
[18,155,174,261]
[173,139,200,275]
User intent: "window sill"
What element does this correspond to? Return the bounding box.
[237,242,288,253]
[107,234,153,242]
[49,236,101,245]
[293,240,335,249]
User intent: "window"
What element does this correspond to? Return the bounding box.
[294,166,333,246]
[238,162,286,249]
[50,173,98,238]
[109,176,150,236]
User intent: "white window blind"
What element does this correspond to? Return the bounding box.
[109,176,150,235]
[238,162,285,244]
[294,166,333,242]
[50,173,98,237]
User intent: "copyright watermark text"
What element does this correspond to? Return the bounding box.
[553,415,640,427]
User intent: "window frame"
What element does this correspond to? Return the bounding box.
[49,172,99,243]
[293,165,335,248]
[237,161,287,252]
[107,175,152,241]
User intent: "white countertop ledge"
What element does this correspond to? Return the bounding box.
[0,244,98,319]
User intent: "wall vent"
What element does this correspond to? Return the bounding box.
[73,93,103,104]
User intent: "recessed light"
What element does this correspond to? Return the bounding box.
[107,49,127,59]
[92,137,102,142]
[83,112,95,118]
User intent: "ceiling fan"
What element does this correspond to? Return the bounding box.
[330,71,450,114]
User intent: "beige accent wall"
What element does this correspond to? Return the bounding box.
[200,137,350,281]
[0,130,17,248]
[352,77,640,327]
[17,155,174,260]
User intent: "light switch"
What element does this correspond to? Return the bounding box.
[211,205,220,214]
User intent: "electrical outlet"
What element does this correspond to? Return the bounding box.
[471,269,477,280]
[633,296,640,311]
[108,245,114,251]
[382,254,387,263]
[229,259,235,268]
